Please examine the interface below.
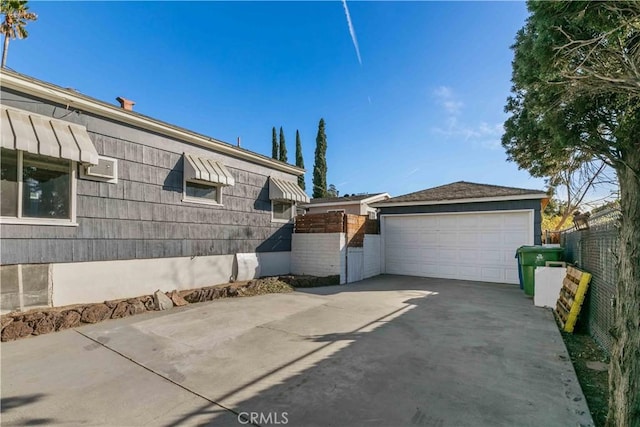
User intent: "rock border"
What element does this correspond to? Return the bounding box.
[0,275,339,342]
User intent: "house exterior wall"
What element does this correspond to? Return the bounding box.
[51,254,233,306]
[377,199,543,245]
[0,87,299,310]
[49,251,292,307]
[0,88,298,265]
[306,203,363,216]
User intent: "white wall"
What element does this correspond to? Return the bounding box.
[51,251,291,307]
[291,233,346,283]
[257,252,291,277]
[363,234,381,279]
[290,233,381,285]
[346,247,364,283]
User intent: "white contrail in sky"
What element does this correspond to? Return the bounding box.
[341,0,362,65]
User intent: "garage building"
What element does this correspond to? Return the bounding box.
[373,181,547,285]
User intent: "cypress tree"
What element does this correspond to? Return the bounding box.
[295,130,305,190]
[271,127,278,159]
[312,118,327,198]
[279,127,287,163]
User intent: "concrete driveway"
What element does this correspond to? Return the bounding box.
[1,275,592,426]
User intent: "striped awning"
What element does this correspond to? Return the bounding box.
[1,105,99,165]
[184,153,235,186]
[269,177,309,203]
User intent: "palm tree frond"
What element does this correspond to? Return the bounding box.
[1,0,36,67]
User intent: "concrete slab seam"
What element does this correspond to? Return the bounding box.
[72,330,254,425]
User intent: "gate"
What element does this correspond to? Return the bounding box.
[347,247,364,283]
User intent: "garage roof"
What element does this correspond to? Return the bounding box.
[373,181,547,207]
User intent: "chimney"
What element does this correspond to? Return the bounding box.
[116,96,135,111]
[237,137,241,147]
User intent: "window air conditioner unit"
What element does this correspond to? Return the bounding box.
[81,156,118,182]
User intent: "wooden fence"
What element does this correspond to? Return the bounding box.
[294,212,379,247]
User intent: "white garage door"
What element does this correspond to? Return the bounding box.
[383,211,533,284]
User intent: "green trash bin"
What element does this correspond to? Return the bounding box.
[517,246,564,297]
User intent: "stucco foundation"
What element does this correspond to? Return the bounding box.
[48,251,290,307]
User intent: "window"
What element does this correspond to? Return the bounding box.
[182,153,234,206]
[272,200,294,222]
[183,180,222,205]
[1,149,75,224]
[268,177,308,223]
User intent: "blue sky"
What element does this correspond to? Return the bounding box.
[7,1,544,197]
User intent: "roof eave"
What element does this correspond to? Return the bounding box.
[302,200,363,208]
[303,193,390,208]
[371,193,548,208]
[361,192,391,204]
[0,70,305,176]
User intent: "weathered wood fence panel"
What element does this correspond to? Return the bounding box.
[294,213,379,248]
[294,212,344,233]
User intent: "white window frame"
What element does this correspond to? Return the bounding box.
[0,150,78,226]
[271,200,295,223]
[182,176,223,206]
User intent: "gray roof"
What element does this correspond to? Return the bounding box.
[378,181,546,204]
[307,193,387,205]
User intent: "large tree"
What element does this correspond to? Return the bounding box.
[326,183,338,198]
[295,129,305,190]
[547,159,617,230]
[502,2,639,425]
[279,126,287,163]
[1,0,37,68]
[312,118,328,198]
[271,127,278,160]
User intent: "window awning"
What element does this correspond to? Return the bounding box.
[184,153,235,186]
[269,177,309,203]
[1,105,99,165]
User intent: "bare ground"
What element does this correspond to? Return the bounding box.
[561,330,610,426]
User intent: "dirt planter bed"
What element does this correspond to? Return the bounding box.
[0,275,339,342]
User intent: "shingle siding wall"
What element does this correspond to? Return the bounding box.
[378,199,543,245]
[0,90,296,265]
